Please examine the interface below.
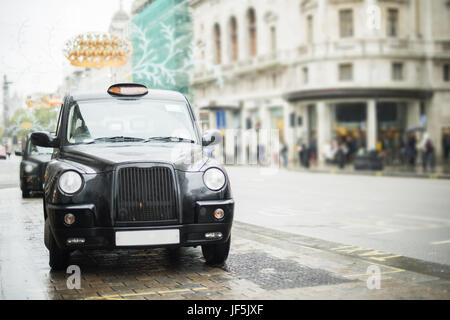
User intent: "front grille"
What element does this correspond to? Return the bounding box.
[116,166,178,222]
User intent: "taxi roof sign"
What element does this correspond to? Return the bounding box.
[107,83,148,97]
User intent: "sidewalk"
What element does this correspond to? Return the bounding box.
[285,163,450,180]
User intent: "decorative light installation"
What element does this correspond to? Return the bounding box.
[64,33,132,68]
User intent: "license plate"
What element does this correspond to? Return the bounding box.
[116,229,180,246]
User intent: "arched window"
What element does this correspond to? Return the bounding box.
[214,23,222,64]
[247,8,257,57]
[229,17,238,61]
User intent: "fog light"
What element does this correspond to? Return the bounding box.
[205,232,223,240]
[213,208,225,220]
[64,213,75,225]
[67,238,85,245]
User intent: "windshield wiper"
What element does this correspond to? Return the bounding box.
[144,136,195,143]
[88,136,145,143]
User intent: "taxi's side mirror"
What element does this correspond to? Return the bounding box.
[31,132,59,148]
[202,130,222,147]
[15,150,23,157]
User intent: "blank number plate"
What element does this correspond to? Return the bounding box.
[116,229,180,246]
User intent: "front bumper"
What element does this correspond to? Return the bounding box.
[47,199,234,250]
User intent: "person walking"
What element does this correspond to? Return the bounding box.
[420,132,435,172]
[280,140,288,168]
[442,132,450,164]
[406,132,417,170]
[336,139,347,169]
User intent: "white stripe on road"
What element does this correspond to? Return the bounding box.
[430,240,450,245]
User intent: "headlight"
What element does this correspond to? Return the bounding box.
[203,168,226,191]
[58,171,83,194]
[24,164,34,173]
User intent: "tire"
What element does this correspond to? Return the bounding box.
[22,189,31,198]
[48,222,69,271]
[201,236,231,266]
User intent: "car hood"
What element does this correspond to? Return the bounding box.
[60,143,210,173]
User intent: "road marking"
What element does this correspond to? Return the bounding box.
[330,245,353,250]
[369,255,403,262]
[395,214,450,224]
[331,245,403,261]
[431,240,450,245]
[343,261,405,278]
[84,287,208,300]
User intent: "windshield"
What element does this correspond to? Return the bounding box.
[66,99,198,145]
[28,141,52,155]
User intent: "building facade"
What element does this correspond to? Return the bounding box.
[190,0,450,164]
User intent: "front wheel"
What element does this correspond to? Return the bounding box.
[201,236,231,266]
[48,222,70,270]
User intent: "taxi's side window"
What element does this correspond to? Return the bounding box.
[68,104,91,143]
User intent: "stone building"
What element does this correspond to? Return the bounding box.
[190,0,450,164]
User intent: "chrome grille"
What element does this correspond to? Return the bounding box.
[116,166,177,222]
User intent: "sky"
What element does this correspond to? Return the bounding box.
[0,0,134,102]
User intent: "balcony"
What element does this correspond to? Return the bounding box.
[192,52,283,84]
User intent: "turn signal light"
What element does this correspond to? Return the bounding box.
[64,213,75,225]
[213,208,225,220]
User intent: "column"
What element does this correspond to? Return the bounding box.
[283,102,295,163]
[317,101,331,164]
[367,100,377,151]
[407,101,421,129]
[238,107,249,165]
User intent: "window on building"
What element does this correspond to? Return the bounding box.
[444,64,450,82]
[247,8,257,57]
[392,62,404,81]
[214,23,222,64]
[387,8,399,37]
[339,63,353,81]
[229,17,238,61]
[302,67,309,84]
[306,15,313,43]
[270,25,277,54]
[339,9,354,38]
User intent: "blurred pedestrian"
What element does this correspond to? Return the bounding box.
[309,137,317,166]
[5,144,11,159]
[323,141,336,164]
[406,132,417,169]
[336,139,347,169]
[442,132,450,164]
[298,138,310,169]
[420,132,435,172]
[280,140,288,168]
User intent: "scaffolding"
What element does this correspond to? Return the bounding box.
[131,0,192,96]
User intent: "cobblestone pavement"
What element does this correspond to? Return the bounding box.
[0,187,449,300]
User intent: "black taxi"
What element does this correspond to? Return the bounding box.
[32,84,234,270]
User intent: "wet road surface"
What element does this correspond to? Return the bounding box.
[226,166,450,266]
[0,186,449,300]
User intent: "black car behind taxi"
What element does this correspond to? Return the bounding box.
[17,134,52,198]
[32,84,234,270]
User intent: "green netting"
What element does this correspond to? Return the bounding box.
[131,0,192,96]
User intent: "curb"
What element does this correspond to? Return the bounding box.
[285,167,450,180]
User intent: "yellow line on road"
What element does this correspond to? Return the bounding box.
[343,261,405,278]
[84,287,208,300]
[343,270,404,278]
